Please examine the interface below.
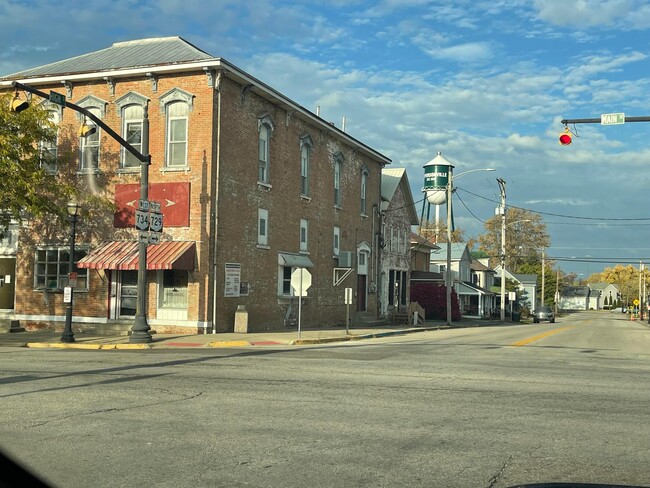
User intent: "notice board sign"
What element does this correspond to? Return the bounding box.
[224,263,241,297]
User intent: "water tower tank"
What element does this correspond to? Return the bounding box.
[423,152,454,205]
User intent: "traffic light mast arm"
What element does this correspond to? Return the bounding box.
[561,116,650,125]
[12,81,148,163]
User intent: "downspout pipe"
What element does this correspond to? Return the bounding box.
[212,71,223,333]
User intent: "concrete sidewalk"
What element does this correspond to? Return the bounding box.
[0,318,508,350]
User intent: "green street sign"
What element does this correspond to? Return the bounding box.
[601,113,625,125]
[49,91,66,107]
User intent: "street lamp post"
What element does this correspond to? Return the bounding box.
[61,200,80,343]
[445,167,495,327]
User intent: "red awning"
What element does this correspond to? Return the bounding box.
[77,241,195,270]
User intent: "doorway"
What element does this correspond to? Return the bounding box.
[109,270,138,319]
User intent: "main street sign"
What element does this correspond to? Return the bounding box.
[49,91,65,107]
[601,113,625,125]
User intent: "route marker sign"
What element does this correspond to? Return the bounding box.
[601,113,625,125]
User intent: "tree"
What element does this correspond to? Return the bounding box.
[589,265,650,307]
[419,219,466,244]
[477,207,550,272]
[0,93,75,235]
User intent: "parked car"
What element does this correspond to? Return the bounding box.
[533,306,555,323]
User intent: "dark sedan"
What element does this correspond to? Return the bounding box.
[533,306,555,323]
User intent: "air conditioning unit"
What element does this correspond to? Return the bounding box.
[338,251,354,268]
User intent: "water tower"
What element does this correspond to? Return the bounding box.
[421,152,454,236]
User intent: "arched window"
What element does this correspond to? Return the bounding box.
[76,95,106,173]
[122,105,143,169]
[80,107,101,172]
[40,109,59,174]
[360,168,369,215]
[257,115,274,184]
[300,135,313,196]
[259,124,270,183]
[159,88,193,168]
[166,101,188,167]
[333,153,344,207]
[116,91,148,170]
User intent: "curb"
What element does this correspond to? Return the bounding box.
[14,323,472,350]
[26,342,152,350]
[289,326,444,345]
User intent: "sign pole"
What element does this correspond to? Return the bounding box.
[298,271,303,338]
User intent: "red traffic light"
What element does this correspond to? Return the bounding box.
[559,127,572,146]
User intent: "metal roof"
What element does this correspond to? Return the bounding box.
[0,37,391,166]
[381,168,418,224]
[2,37,213,79]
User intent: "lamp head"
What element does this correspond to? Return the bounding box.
[67,200,80,217]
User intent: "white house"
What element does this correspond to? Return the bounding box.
[493,266,538,310]
[588,283,619,310]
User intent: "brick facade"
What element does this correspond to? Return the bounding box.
[1,38,390,334]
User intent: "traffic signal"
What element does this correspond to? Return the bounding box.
[78,119,97,138]
[559,127,573,146]
[9,93,29,113]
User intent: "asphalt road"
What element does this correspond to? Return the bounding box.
[1,310,649,488]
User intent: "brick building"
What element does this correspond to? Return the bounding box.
[0,37,391,334]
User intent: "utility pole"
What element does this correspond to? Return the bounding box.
[541,249,545,306]
[639,261,644,320]
[497,178,507,322]
[555,269,560,317]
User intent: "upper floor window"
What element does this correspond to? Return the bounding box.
[300,135,313,196]
[166,101,188,167]
[259,124,270,183]
[80,107,101,172]
[257,113,275,185]
[40,109,59,174]
[333,226,340,257]
[360,168,369,215]
[122,104,143,170]
[76,95,106,173]
[334,154,343,207]
[258,208,269,247]
[159,88,193,169]
[300,219,309,252]
[115,91,148,171]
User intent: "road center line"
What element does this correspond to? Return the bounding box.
[510,326,577,347]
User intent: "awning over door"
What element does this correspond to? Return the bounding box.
[77,241,196,270]
[278,252,314,268]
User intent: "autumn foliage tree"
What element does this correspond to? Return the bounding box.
[0,92,76,235]
[0,92,114,243]
[477,207,551,272]
[589,265,650,306]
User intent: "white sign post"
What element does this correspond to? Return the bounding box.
[291,268,312,337]
[344,287,353,335]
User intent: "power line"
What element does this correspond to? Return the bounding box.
[455,191,486,224]
[456,187,650,222]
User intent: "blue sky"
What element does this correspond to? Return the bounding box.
[3,0,650,277]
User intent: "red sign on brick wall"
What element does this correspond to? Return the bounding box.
[114,182,191,228]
